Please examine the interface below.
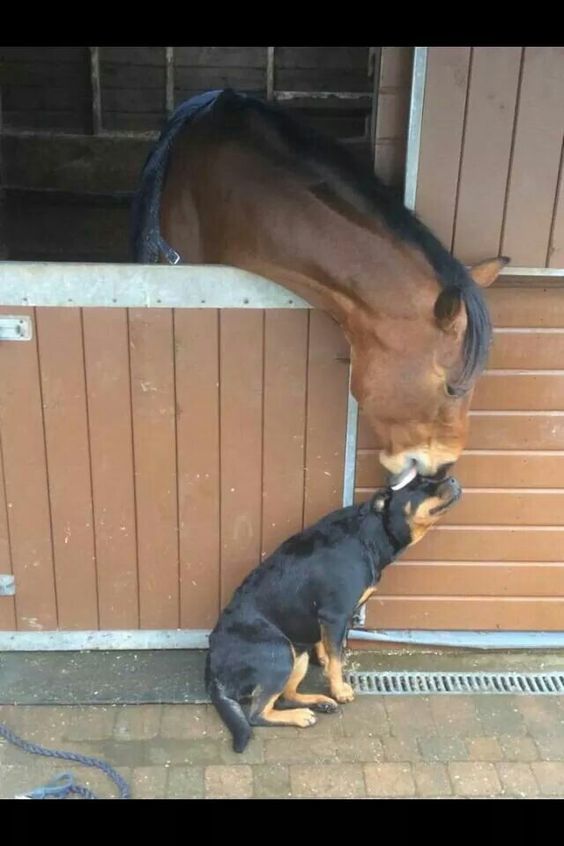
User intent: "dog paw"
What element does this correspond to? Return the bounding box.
[311,697,339,713]
[332,682,355,703]
[294,708,317,728]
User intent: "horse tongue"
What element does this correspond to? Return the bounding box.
[389,460,418,491]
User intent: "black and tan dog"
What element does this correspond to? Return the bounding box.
[206,473,461,752]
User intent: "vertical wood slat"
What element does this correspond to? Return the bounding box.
[451,47,522,264]
[175,310,220,629]
[303,311,350,527]
[547,140,564,267]
[219,311,263,606]
[266,47,275,100]
[165,47,175,116]
[0,306,57,630]
[261,311,308,559]
[0,429,16,629]
[129,309,179,628]
[88,46,102,135]
[415,47,471,249]
[501,47,564,266]
[83,308,138,629]
[36,309,98,629]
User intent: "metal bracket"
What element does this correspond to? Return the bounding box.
[0,316,32,341]
[0,575,16,596]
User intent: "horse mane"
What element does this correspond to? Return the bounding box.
[131,88,492,391]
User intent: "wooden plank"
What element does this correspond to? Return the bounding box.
[82,308,138,629]
[3,61,88,86]
[358,411,564,451]
[374,91,410,141]
[356,451,564,490]
[472,373,564,411]
[502,47,564,266]
[175,310,221,629]
[487,287,564,328]
[303,312,350,526]
[0,432,16,630]
[101,113,167,133]
[36,309,98,629]
[3,86,91,112]
[129,309,179,628]
[374,140,406,188]
[429,490,564,526]
[490,330,564,370]
[89,47,102,135]
[219,311,263,606]
[415,47,471,247]
[101,88,168,113]
[3,134,152,193]
[374,561,564,597]
[402,527,564,562]
[276,47,370,70]
[101,64,165,89]
[175,67,266,91]
[549,145,564,267]
[378,47,413,89]
[3,110,87,132]
[1,47,85,64]
[274,68,371,93]
[261,311,308,559]
[452,47,522,264]
[365,596,564,630]
[0,307,57,630]
[355,489,564,526]
[165,47,175,115]
[468,413,564,451]
[100,46,167,66]
[175,47,267,67]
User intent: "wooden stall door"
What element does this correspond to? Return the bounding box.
[0,306,349,633]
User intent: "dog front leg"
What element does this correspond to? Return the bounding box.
[319,619,354,703]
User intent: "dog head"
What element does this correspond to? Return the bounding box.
[372,473,462,549]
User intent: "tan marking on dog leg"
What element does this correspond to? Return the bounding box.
[260,694,317,728]
[327,655,355,703]
[315,641,329,670]
[320,627,355,703]
[357,586,376,607]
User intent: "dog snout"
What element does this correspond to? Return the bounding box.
[439,477,461,499]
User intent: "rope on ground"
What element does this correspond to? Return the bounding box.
[0,721,131,799]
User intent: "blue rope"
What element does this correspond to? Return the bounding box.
[0,721,131,799]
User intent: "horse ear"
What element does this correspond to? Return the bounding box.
[469,256,510,288]
[434,288,463,333]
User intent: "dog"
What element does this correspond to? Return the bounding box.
[206,473,461,752]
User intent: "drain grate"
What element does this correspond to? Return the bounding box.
[346,670,564,696]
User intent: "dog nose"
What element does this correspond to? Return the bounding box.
[441,477,461,497]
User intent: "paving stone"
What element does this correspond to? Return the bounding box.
[291,764,365,798]
[364,762,415,797]
[448,762,502,797]
[205,765,253,798]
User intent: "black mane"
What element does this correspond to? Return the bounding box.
[131,89,492,391]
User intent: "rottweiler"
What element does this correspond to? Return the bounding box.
[206,472,461,752]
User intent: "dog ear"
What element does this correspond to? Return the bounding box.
[373,493,388,512]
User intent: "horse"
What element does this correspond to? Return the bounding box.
[131,88,508,487]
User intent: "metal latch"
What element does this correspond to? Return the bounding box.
[0,575,15,596]
[0,316,33,341]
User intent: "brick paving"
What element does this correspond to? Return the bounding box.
[2,691,564,798]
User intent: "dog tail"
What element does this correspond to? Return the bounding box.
[208,677,252,753]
